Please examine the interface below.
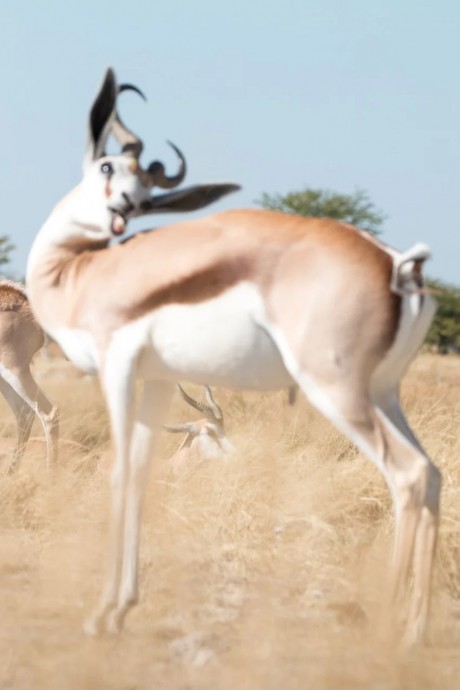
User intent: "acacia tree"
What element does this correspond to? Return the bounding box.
[0,235,14,268]
[425,279,460,352]
[258,188,386,235]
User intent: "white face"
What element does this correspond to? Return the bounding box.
[76,154,152,241]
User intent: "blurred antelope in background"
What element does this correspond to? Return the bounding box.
[0,280,58,473]
[165,384,233,469]
[26,67,440,645]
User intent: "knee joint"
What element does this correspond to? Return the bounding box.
[396,459,441,513]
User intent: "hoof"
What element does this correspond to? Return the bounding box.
[403,621,425,647]
[84,609,111,637]
[83,609,125,636]
[84,616,103,637]
[106,610,124,635]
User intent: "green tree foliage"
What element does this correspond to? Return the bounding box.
[0,235,14,267]
[258,188,385,235]
[425,279,460,352]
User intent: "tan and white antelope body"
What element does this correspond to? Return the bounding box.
[0,280,58,473]
[165,384,233,469]
[26,69,440,643]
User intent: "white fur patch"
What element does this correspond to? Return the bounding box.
[107,282,293,390]
[0,363,36,408]
[51,328,99,375]
[370,292,436,395]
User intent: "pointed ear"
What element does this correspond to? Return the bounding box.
[137,183,241,215]
[84,68,117,172]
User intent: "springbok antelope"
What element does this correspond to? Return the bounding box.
[26,68,440,644]
[0,279,58,473]
[165,384,233,468]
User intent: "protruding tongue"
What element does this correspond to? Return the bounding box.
[111,214,126,236]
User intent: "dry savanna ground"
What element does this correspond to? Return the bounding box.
[1,353,460,690]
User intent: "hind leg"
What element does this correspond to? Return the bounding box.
[0,365,58,471]
[300,376,439,642]
[372,388,441,643]
[0,374,36,473]
[14,367,59,470]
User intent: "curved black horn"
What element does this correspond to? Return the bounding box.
[147,141,187,189]
[204,386,223,422]
[118,83,147,101]
[177,384,220,423]
[111,83,147,157]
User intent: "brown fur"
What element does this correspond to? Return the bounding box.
[0,280,28,311]
[28,210,400,361]
[0,280,58,472]
[0,281,44,366]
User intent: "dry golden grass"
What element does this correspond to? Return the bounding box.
[1,353,460,689]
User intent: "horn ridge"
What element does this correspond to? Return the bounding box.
[118,83,147,102]
[177,384,220,422]
[110,82,146,158]
[204,385,223,421]
[163,423,195,434]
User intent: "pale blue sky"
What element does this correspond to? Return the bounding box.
[1,0,460,283]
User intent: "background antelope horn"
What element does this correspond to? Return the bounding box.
[204,385,224,421]
[163,423,195,434]
[177,384,220,422]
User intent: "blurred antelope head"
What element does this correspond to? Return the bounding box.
[165,385,234,466]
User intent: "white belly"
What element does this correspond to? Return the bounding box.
[50,284,293,391]
[51,327,99,375]
[134,283,292,390]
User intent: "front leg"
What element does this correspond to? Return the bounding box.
[84,352,137,636]
[105,380,174,633]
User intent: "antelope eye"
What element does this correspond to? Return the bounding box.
[100,162,113,175]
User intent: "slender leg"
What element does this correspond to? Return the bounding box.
[372,387,424,452]
[407,498,439,644]
[262,322,440,644]
[1,366,59,471]
[300,378,439,643]
[0,375,35,473]
[18,368,58,470]
[84,356,137,636]
[10,404,35,473]
[372,390,441,643]
[106,380,174,633]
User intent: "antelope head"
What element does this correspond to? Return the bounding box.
[165,385,234,460]
[70,68,240,243]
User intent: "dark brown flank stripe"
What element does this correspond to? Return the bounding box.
[116,226,401,361]
[32,211,403,354]
[121,256,254,321]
